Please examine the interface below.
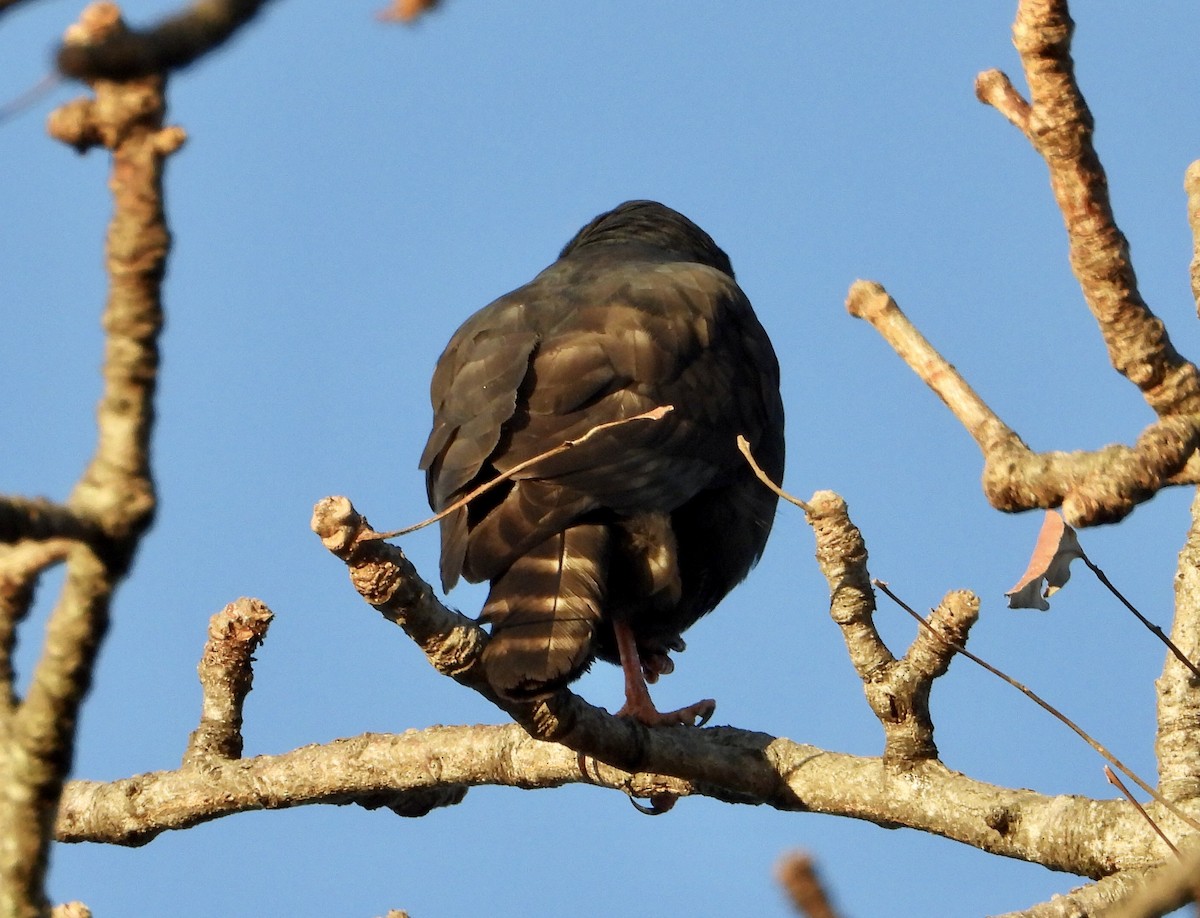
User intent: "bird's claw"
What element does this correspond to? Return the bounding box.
[617,697,715,727]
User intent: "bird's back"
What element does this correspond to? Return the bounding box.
[421,202,784,702]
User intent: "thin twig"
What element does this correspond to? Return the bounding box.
[1104,766,1178,857]
[1082,557,1200,682]
[737,435,810,511]
[874,579,1200,834]
[375,407,673,539]
[776,851,841,918]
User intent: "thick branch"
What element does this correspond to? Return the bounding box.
[55,718,1157,879]
[56,0,275,81]
[978,0,1200,416]
[1155,488,1200,802]
[310,495,1169,876]
[847,281,1200,526]
[996,870,1153,918]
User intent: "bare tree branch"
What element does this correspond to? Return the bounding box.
[183,598,274,766]
[57,712,1158,881]
[978,0,1200,417]
[1155,488,1200,803]
[806,490,980,762]
[851,0,1200,531]
[846,280,1200,525]
[56,0,276,81]
[0,540,74,712]
[997,870,1153,918]
[307,494,1174,879]
[0,497,100,546]
[1108,842,1200,918]
[0,5,180,911]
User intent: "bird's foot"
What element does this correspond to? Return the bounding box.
[616,695,715,727]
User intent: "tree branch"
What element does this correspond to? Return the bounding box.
[183,598,274,766]
[0,6,180,912]
[978,0,1200,417]
[1155,487,1200,802]
[56,0,276,81]
[852,0,1200,529]
[806,490,980,762]
[0,497,100,546]
[55,715,1161,879]
[308,495,1169,877]
[0,540,74,712]
[996,870,1153,918]
[847,281,1200,525]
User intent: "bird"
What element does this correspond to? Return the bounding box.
[420,200,784,726]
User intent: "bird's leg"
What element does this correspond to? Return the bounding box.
[611,618,714,727]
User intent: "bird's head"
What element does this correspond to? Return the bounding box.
[558,200,735,278]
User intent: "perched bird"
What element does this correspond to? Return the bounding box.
[420,200,784,725]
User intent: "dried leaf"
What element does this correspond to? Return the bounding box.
[1005,511,1087,611]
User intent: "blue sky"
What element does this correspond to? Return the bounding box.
[4,2,1200,915]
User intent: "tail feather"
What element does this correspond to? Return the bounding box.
[480,524,609,699]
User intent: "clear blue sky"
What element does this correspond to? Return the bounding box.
[4,2,1200,915]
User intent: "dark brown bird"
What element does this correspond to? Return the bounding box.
[420,201,784,725]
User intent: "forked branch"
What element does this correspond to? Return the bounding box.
[849,0,1200,527]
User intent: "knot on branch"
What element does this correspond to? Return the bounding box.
[47,5,188,156]
[982,416,1200,526]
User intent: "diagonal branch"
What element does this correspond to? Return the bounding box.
[977,0,1200,417]
[994,870,1154,918]
[56,0,276,81]
[847,281,1200,526]
[853,0,1200,529]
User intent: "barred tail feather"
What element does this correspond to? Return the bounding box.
[480,524,609,699]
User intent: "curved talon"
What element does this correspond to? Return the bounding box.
[629,792,678,815]
[689,698,715,727]
[616,696,716,727]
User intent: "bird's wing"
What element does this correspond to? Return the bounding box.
[499,260,775,507]
[421,258,779,589]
